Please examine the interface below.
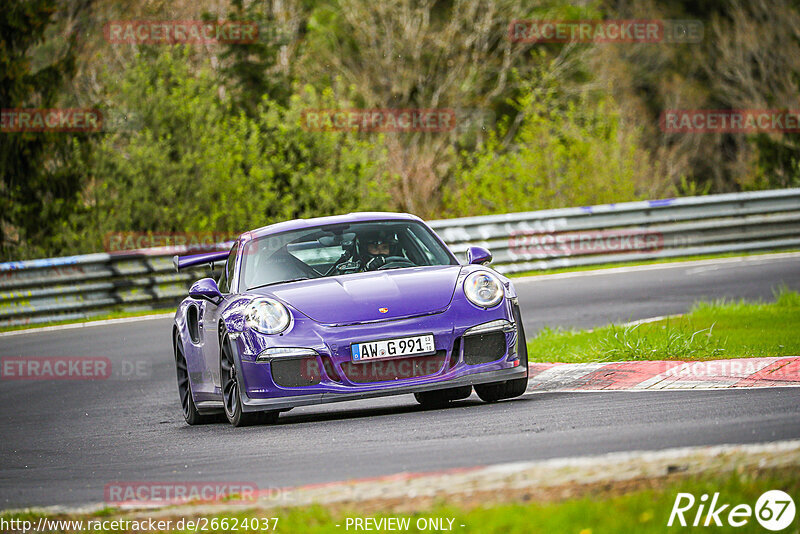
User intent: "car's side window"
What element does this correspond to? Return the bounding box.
[217,266,228,294]
[218,242,238,294]
[404,227,437,265]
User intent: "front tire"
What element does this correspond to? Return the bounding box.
[220,332,278,427]
[475,310,529,403]
[414,385,472,408]
[474,376,528,402]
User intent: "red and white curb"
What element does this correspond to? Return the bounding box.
[526,357,800,391]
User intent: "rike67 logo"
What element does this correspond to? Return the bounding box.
[668,490,796,530]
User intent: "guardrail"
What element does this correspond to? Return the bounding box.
[2,188,799,328]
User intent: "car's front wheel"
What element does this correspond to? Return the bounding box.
[474,376,528,402]
[220,333,279,427]
[414,385,472,408]
[474,314,529,403]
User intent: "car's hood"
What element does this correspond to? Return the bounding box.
[259,265,462,324]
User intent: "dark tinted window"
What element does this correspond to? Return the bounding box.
[218,242,238,293]
[241,220,456,290]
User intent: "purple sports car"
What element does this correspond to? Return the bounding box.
[172,213,528,426]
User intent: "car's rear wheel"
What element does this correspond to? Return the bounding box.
[175,337,218,425]
[414,385,472,408]
[474,311,529,403]
[220,333,279,427]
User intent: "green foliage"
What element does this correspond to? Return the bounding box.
[443,89,645,217]
[218,0,292,114]
[0,0,84,259]
[775,285,800,307]
[591,322,727,361]
[749,133,800,190]
[73,49,390,251]
[5,0,800,260]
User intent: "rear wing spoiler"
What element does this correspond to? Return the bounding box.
[173,250,230,272]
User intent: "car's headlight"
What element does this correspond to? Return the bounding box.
[463,271,504,308]
[245,298,291,334]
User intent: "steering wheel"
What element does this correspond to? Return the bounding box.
[375,256,415,271]
[324,251,353,276]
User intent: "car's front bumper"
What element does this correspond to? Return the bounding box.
[239,365,527,411]
[227,296,527,412]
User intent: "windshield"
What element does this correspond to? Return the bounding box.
[240,220,457,290]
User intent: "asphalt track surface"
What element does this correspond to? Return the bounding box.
[1,254,799,508]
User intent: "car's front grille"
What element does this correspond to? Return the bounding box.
[340,350,447,384]
[462,331,507,365]
[271,357,322,387]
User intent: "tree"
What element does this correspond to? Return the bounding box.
[218,0,297,115]
[0,0,85,260]
[77,49,391,250]
[298,0,590,216]
[702,0,800,189]
[443,89,647,216]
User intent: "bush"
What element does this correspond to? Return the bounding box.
[443,89,648,217]
[72,49,391,252]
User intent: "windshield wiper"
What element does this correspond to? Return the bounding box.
[248,277,310,290]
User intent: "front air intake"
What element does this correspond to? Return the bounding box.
[271,357,322,387]
[462,332,507,365]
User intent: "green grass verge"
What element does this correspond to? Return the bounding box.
[274,468,799,532]
[507,249,800,278]
[0,308,175,334]
[2,467,797,533]
[527,288,800,363]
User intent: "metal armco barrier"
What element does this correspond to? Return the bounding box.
[2,188,799,327]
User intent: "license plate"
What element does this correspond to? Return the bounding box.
[351,334,435,362]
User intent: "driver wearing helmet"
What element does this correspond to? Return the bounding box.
[361,231,397,271]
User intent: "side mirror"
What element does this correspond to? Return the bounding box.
[189,277,224,305]
[466,246,492,265]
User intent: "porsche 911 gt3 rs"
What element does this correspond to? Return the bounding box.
[172,212,528,426]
